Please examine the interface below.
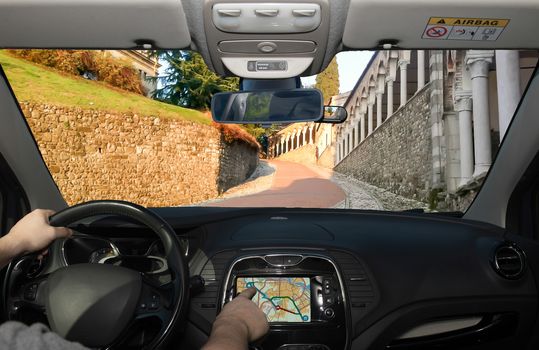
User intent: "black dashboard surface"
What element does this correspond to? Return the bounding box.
[74,207,539,350]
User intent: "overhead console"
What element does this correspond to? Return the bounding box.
[203,1,331,78]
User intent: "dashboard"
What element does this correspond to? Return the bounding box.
[6,207,539,350]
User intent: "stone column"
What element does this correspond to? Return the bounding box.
[296,132,301,148]
[495,50,521,142]
[356,116,361,146]
[345,130,350,155]
[376,92,383,128]
[285,134,290,153]
[466,50,494,177]
[280,139,284,155]
[386,78,394,118]
[455,91,474,186]
[276,141,280,156]
[367,102,374,135]
[399,60,409,107]
[360,113,366,141]
[417,50,425,90]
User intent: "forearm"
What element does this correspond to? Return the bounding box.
[202,317,250,350]
[0,235,23,269]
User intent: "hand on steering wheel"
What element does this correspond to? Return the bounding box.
[4,200,189,349]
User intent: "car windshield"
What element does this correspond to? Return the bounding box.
[0,49,536,212]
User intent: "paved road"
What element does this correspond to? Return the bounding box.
[209,160,345,208]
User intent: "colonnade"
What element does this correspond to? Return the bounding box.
[454,50,521,185]
[336,49,523,190]
[336,50,426,163]
[272,124,316,157]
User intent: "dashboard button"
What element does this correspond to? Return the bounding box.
[324,308,335,319]
[23,284,38,301]
[282,255,302,266]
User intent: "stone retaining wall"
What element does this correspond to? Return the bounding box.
[317,146,336,169]
[335,87,433,203]
[22,102,258,207]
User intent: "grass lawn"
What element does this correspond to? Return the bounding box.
[0,51,210,125]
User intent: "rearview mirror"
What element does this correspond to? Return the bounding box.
[320,106,348,124]
[211,89,323,124]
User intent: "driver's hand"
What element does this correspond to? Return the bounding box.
[4,209,72,257]
[221,287,269,341]
[202,287,269,350]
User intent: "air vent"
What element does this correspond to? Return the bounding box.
[330,251,377,311]
[192,251,236,310]
[493,244,526,279]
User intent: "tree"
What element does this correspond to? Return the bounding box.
[153,51,238,109]
[315,58,340,103]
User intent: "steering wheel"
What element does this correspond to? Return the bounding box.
[4,200,189,349]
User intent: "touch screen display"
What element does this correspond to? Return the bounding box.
[236,277,311,322]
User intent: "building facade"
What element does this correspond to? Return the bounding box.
[270,49,538,210]
[334,49,537,209]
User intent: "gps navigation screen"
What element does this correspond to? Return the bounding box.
[236,277,311,322]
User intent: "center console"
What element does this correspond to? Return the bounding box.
[221,254,348,350]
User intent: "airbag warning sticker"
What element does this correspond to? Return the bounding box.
[422,17,509,41]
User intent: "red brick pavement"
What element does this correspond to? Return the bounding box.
[209,160,345,208]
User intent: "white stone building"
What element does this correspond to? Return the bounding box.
[108,50,161,97]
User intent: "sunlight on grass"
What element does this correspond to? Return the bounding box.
[0,51,210,125]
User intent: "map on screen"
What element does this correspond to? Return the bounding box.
[236,277,311,322]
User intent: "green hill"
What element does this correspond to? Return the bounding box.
[0,51,209,125]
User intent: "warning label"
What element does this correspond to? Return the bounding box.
[422,17,509,41]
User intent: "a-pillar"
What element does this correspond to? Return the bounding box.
[466,50,494,177]
[399,59,409,107]
[495,50,521,142]
[386,77,394,118]
[455,91,474,186]
[417,50,425,90]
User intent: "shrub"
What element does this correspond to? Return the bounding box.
[212,122,260,150]
[8,50,144,94]
[92,54,143,94]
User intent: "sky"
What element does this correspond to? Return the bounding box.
[301,51,374,94]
